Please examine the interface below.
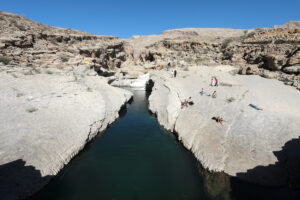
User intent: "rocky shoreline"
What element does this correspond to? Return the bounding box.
[0,65,132,200]
[147,66,300,187]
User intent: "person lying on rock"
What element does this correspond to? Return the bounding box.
[249,104,263,111]
[212,116,225,125]
[188,97,194,105]
[200,88,211,96]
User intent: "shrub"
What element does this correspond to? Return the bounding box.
[45,70,53,74]
[223,51,234,60]
[87,87,93,92]
[0,56,12,65]
[61,56,69,62]
[221,39,232,49]
[15,24,26,31]
[26,107,38,113]
[226,97,235,103]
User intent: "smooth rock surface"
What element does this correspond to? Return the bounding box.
[0,67,132,200]
[148,65,300,186]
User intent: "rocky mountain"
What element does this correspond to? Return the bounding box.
[0,11,132,74]
[1,10,299,89]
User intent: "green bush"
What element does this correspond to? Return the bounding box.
[223,51,234,60]
[226,97,235,103]
[16,24,26,31]
[60,56,69,62]
[26,107,38,113]
[221,39,232,49]
[0,56,12,65]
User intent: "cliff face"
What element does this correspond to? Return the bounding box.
[0,11,132,72]
[1,11,299,89]
[131,26,300,89]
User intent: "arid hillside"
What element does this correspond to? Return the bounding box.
[0,11,299,89]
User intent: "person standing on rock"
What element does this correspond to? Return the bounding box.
[210,77,214,86]
[214,77,219,86]
[174,70,177,78]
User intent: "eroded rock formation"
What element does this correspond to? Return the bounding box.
[148,66,300,187]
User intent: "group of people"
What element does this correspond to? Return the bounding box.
[171,69,177,78]
[178,75,264,126]
[181,97,194,109]
[200,88,217,98]
[210,76,219,87]
[179,76,225,125]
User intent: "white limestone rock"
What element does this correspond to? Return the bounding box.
[0,68,132,200]
[148,65,300,186]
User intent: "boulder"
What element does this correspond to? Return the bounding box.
[288,51,300,66]
[239,65,259,75]
[261,54,287,71]
[283,65,300,74]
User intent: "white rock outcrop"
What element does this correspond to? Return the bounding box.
[0,66,132,200]
[148,65,300,186]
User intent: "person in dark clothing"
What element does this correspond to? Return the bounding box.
[214,77,218,86]
[187,97,194,105]
[212,116,225,125]
[174,70,177,78]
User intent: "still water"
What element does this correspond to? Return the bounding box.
[32,89,299,200]
[33,90,205,200]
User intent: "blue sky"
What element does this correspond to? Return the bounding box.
[1,0,300,38]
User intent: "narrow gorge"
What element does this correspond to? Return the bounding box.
[1,10,300,200]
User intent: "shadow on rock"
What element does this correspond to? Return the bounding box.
[0,159,52,200]
[236,137,300,188]
[231,136,300,200]
[199,137,300,200]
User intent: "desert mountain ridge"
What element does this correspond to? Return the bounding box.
[0,10,300,89]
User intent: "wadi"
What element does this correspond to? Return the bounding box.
[0,10,300,200]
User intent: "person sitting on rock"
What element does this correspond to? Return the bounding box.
[200,88,211,96]
[185,99,189,107]
[181,100,188,109]
[200,88,204,95]
[212,116,225,125]
[212,91,217,98]
[187,97,194,105]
